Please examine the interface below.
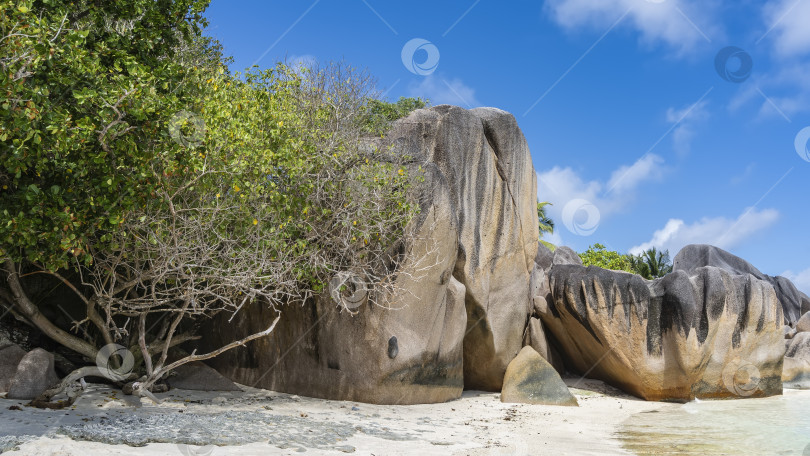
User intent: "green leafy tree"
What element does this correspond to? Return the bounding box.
[629,248,673,280]
[1,0,211,362]
[1,1,424,404]
[579,244,634,273]
[361,96,428,135]
[73,62,422,395]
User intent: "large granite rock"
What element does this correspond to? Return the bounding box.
[524,243,582,374]
[541,265,785,401]
[674,244,810,324]
[783,332,810,389]
[392,106,539,391]
[7,348,60,400]
[202,106,538,403]
[523,317,564,374]
[501,346,577,406]
[0,344,26,393]
[797,312,810,333]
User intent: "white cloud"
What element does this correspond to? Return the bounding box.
[538,154,666,225]
[606,154,665,194]
[728,62,810,119]
[666,100,709,157]
[629,207,780,255]
[544,0,718,54]
[763,0,810,57]
[408,76,480,108]
[781,267,810,295]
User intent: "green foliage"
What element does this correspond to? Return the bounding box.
[87,64,420,331]
[579,244,634,273]
[0,0,210,270]
[629,248,673,280]
[117,62,420,298]
[579,244,673,279]
[1,0,423,380]
[537,201,554,236]
[361,96,428,135]
[537,201,556,250]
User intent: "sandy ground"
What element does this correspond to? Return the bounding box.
[0,377,669,456]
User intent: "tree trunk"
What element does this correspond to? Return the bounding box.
[2,259,98,360]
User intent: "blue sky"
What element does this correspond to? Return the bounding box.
[205,0,810,293]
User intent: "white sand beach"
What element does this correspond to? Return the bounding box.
[0,377,666,456]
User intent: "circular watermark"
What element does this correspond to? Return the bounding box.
[177,444,215,456]
[714,46,753,83]
[561,199,600,236]
[794,127,810,162]
[168,110,206,148]
[401,38,440,76]
[489,439,529,456]
[95,343,135,382]
[721,358,761,397]
[329,271,368,310]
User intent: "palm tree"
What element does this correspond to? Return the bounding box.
[630,248,673,279]
[538,201,554,236]
[537,202,556,251]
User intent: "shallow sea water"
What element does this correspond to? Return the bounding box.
[618,390,810,455]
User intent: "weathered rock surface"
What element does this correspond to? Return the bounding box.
[500,346,577,406]
[397,106,538,391]
[782,332,810,389]
[674,244,810,324]
[167,361,242,392]
[525,243,582,374]
[797,312,810,333]
[541,265,785,401]
[7,348,60,400]
[523,317,564,374]
[202,106,538,403]
[0,344,26,393]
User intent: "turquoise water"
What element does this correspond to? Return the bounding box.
[618,391,810,455]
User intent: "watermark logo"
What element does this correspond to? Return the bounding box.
[329,271,368,311]
[401,38,440,76]
[169,110,206,148]
[95,343,135,382]
[714,46,753,83]
[794,127,810,162]
[562,199,601,236]
[721,358,761,397]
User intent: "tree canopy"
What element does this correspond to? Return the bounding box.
[628,247,673,280]
[1,0,213,270]
[579,244,634,273]
[1,0,430,405]
[579,244,673,279]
